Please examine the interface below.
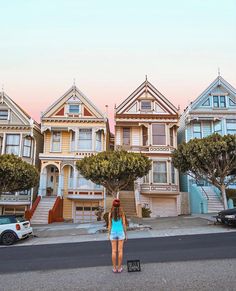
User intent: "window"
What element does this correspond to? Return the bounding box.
[214,121,222,135]
[141,101,151,111]
[69,167,74,188]
[193,123,201,138]
[23,137,32,157]
[69,104,80,114]
[170,127,174,146]
[79,129,92,150]
[213,96,226,108]
[51,131,61,152]
[123,128,130,145]
[78,173,91,189]
[5,134,20,155]
[95,131,102,151]
[226,119,236,135]
[143,171,150,183]
[152,124,166,145]
[0,110,8,120]
[153,161,167,183]
[142,126,148,146]
[171,162,175,184]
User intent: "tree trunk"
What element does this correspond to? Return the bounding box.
[220,185,228,210]
[116,191,119,199]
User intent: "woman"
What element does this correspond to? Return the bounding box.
[108,199,127,273]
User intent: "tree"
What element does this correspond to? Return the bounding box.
[173,134,236,210]
[0,154,39,195]
[76,150,152,198]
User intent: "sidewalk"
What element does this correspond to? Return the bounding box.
[11,214,236,247]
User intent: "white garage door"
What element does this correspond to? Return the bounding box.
[74,201,99,223]
[152,198,177,217]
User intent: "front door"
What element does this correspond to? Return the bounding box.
[47,166,59,196]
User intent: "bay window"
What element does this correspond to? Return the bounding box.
[78,129,92,150]
[96,131,102,151]
[214,121,222,135]
[5,134,20,155]
[171,162,175,184]
[226,119,236,135]
[193,123,201,138]
[153,161,167,183]
[152,124,166,145]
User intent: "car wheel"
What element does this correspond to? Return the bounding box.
[1,232,17,245]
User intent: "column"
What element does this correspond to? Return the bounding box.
[73,168,78,190]
[57,174,63,197]
[38,170,47,196]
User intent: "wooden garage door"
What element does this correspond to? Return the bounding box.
[75,201,99,223]
[152,198,177,217]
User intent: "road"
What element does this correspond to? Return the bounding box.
[1,232,236,274]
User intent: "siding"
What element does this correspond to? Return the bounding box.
[116,127,121,146]
[132,127,140,146]
[63,167,72,219]
[61,131,70,153]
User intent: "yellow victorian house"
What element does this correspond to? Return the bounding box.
[30,85,110,224]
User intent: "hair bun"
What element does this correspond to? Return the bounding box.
[112,199,120,207]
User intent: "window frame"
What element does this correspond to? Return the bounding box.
[69,104,80,114]
[122,127,131,146]
[193,122,202,139]
[5,134,20,155]
[22,137,32,158]
[152,124,166,145]
[51,131,61,152]
[140,100,152,111]
[152,161,167,184]
[0,110,8,120]
[78,128,92,151]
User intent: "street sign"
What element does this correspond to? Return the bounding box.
[127,260,141,272]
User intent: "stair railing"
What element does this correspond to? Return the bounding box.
[199,186,209,200]
[48,196,64,224]
[25,196,41,220]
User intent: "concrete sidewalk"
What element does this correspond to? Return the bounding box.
[7,214,235,247]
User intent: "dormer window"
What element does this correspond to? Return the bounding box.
[141,101,152,111]
[213,96,226,108]
[69,104,80,114]
[0,110,8,120]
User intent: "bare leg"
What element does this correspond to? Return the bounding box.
[111,240,117,270]
[117,240,124,270]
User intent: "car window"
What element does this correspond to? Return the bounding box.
[15,216,26,223]
[0,217,16,225]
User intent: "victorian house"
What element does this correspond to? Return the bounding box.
[115,78,181,218]
[178,75,236,214]
[0,91,43,215]
[30,85,109,224]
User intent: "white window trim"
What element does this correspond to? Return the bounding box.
[78,128,93,151]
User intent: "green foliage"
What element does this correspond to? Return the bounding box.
[0,154,39,194]
[142,206,152,218]
[173,134,236,209]
[76,150,152,197]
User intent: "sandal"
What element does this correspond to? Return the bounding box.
[112,268,117,273]
[117,267,123,273]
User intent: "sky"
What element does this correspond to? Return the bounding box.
[0,0,235,131]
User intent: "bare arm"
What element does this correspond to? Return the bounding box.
[122,213,127,240]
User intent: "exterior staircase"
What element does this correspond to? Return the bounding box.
[119,191,137,217]
[30,197,56,224]
[200,186,224,213]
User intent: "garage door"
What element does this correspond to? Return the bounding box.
[151,198,177,217]
[74,201,99,223]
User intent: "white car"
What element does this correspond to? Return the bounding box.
[0,215,33,245]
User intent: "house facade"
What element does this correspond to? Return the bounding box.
[0,91,43,215]
[178,75,236,213]
[32,85,109,224]
[115,79,181,218]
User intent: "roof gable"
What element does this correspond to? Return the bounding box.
[116,79,178,116]
[42,85,105,120]
[190,76,236,111]
[0,91,38,127]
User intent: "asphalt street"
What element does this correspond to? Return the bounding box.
[1,232,236,274]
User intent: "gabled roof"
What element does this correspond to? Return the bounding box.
[187,76,236,112]
[116,78,178,116]
[0,91,40,128]
[42,85,106,119]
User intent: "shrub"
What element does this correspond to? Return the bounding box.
[142,207,152,218]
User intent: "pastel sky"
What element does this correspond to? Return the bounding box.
[0,0,235,130]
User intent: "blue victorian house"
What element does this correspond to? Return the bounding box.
[178,75,236,214]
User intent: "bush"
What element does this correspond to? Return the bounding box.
[142,207,152,218]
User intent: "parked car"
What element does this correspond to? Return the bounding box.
[0,215,33,245]
[216,208,236,226]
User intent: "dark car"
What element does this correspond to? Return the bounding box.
[216,208,236,226]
